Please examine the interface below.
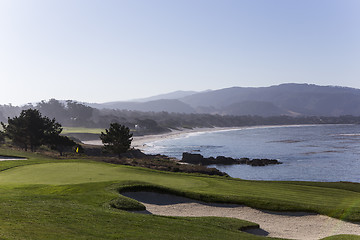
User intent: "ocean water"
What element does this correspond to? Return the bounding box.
[143,124,360,182]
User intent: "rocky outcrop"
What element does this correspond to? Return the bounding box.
[246,158,281,166]
[180,152,282,166]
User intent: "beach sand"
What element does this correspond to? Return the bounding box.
[83,127,241,150]
[131,127,241,150]
[123,191,360,240]
[83,125,316,149]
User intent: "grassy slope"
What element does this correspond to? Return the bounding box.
[1,162,359,221]
[0,148,359,239]
[61,127,105,134]
[0,183,275,240]
[322,236,360,240]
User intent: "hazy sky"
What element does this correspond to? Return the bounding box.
[1,0,359,105]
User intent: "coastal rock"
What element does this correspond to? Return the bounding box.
[215,156,239,164]
[181,152,282,166]
[248,158,280,166]
[181,152,208,164]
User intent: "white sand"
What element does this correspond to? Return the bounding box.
[83,127,241,149]
[83,125,315,149]
[123,191,360,240]
[0,156,27,161]
[131,127,242,150]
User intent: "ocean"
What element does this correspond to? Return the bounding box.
[142,124,360,182]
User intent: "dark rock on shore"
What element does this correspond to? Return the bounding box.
[249,158,281,166]
[180,152,282,166]
[81,145,228,177]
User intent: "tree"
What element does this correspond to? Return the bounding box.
[48,135,76,156]
[1,109,63,152]
[66,100,93,126]
[100,123,133,158]
[0,130,5,145]
[36,99,68,123]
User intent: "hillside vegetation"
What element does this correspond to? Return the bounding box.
[2,98,360,139]
[94,83,360,116]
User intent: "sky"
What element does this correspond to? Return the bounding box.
[0,0,359,105]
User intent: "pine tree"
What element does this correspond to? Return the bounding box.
[1,109,62,152]
[100,123,133,158]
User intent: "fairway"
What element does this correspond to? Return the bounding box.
[0,159,359,239]
[0,162,360,220]
[62,127,105,134]
[0,162,210,189]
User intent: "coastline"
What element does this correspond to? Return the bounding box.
[82,126,243,149]
[82,124,338,150]
[132,123,347,151]
[131,127,242,150]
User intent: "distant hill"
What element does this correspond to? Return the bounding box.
[89,99,196,114]
[221,101,287,116]
[88,83,360,117]
[180,83,360,116]
[131,90,198,102]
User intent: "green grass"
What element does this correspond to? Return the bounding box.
[1,161,359,221]
[0,148,359,239]
[322,236,360,240]
[0,184,267,240]
[61,127,105,134]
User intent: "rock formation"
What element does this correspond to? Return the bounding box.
[180,152,282,166]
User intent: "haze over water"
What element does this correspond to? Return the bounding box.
[144,125,360,182]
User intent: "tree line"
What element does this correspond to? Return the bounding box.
[2,99,360,135]
[1,109,77,155]
[0,108,133,157]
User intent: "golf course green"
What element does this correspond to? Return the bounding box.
[0,148,359,239]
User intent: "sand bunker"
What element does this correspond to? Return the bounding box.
[0,156,27,161]
[122,191,360,240]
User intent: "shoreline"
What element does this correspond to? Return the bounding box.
[83,123,346,150]
[131,126,242,150]
[130,124,338,150]
[82,126,244,149]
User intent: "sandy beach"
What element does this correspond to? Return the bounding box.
[83,124,322,149]
[131,127,244,150]
[123,191,360,240]
[83,127,242,150]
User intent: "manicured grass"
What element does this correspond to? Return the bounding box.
[61,126,137,136]
[0,161,359,222]
[279,181,360,193]
[61,127,105,134]
[0,147,85,172]
[0,148,359,239]
[0,181,278,240]
[322,236,360,240]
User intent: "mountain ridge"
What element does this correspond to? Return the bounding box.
[88,99,196,114]
[130,90,198,102]
[88,83,360,117]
